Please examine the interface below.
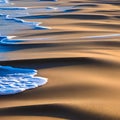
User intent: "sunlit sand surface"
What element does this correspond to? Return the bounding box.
[0,0,120,119]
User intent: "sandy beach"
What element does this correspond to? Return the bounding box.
[0,0,120,120]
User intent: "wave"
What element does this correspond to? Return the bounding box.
[0,65,47,95]
[0,0,8,4]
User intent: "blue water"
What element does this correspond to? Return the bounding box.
[0,65,47,95]
[0,0,49,95]
[0,0,75,43]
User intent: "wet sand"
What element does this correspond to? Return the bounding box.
[0,0,120,120]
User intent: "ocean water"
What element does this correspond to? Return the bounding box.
[0,65,47,95]
[0,0,51,95]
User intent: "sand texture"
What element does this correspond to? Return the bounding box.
[0,0,120,120]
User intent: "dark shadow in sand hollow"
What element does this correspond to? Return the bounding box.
[0,39,119,53]
[51,14,110,20]
[18,15,51,19]
[0,83,113,100]
[0,104,115,120]
[74,4,98,7]
[18,13,110,20]
[0,57,119,69]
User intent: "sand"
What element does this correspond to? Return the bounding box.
[0,0,120,120]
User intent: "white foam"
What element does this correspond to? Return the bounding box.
[0,66,48,95]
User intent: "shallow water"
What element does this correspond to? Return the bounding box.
[0,0,120,120]
[0,65,47,95]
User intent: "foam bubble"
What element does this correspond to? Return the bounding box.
[0,65,48,95]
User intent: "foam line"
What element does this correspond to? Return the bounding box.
[0,65,48,95]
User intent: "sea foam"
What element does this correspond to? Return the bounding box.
[0,66,47,95]
[0,0,8,4]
